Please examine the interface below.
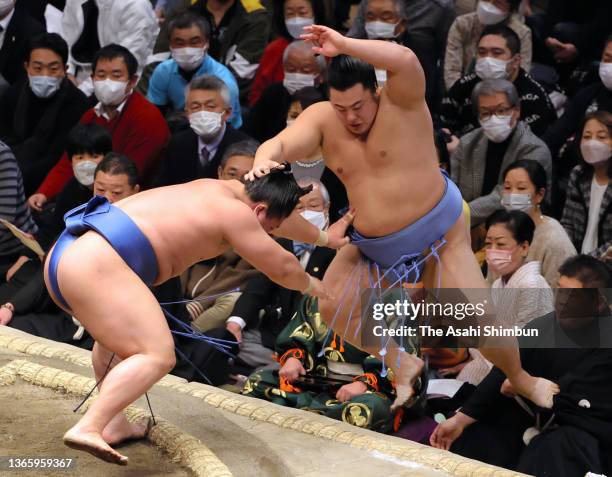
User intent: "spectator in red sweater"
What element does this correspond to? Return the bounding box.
[248,0,329,107]
[27,44,170,211]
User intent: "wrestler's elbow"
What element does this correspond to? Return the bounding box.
[389,47,418,74]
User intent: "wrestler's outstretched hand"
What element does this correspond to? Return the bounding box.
[327,208,355,249]
[307,276,333,301]
[245,160,284,182]
[301,25,346,57]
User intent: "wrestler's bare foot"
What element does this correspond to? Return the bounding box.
[102,417,153,447]
[511,371,560,409]
[390,352,425,411]
[63,427,128,465]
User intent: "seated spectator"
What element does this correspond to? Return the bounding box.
[181,140,259,332]
[281,86,348,222]
[0,0,44,90]
[431,255,612,477]
[443,0,531,90]
[147,12,242,128]
[359,0,408,87]
[561,111,612,259]
[0,154,140,346]
[243,40,326,142]
[157,75,251,186]
[348,0,455,107]
[543,35,612,171]
[0,123,113,300]
[529,1,611,68]
[0,141,37,282]
[498,159,576,286]
[285,87,326,180]
[450,79,552,225]
[27,44,170,211]
[190,0,270,104]
[441,25,554,137]
[249,0,329,106]
[61,0,159,95]
[0,33,90,196]
[242,295,397,433]
[226,177,335,369]
[458,209,553,385]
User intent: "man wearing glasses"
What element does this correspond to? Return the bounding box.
[450,78,552,225]
[440,24,556,138]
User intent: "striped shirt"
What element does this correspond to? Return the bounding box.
[0,141,37,258]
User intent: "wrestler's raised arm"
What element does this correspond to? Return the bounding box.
[247,104,325,181]
[272,207,354,249]
[302,24,425,108]
[221,202,330,298]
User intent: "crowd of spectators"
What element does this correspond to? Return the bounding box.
[0,1,610,475]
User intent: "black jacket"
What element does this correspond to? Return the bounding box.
[543,82,612,158]
[0,7,45,86]
[440,69,556,138]
[0,78,91,195]
[230,238,335,349]
[156,124,251,186]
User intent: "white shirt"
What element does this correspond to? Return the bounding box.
[93,96,129,121]
[197,123,226,166]
[581,177,609,254]
[0,8,15,50]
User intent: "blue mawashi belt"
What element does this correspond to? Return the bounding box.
[47,196,159,310]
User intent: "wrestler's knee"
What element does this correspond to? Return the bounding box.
[148,342,176,374]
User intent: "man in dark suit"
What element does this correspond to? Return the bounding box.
[226,177,336,369]
[0,2,45,90]
[157,74,251,186]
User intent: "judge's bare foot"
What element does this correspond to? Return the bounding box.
[103,417,154,447]
[63,428,128,465]
[512,372,560,409]
[390,351,424,411]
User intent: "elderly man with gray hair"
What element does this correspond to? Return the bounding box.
[226,176,336,368]
[243,41,327,143]
[156,75,252,186]
[451,78,552,226]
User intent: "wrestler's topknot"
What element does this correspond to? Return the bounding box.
[245,169,312,219]
[328,54,377,94]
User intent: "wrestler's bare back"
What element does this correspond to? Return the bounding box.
[100,179,255,284]
[312,90,445,237]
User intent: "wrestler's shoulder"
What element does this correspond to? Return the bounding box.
[303,100,334,118]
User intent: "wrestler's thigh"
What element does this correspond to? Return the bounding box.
[436,209,487,289]
[55,237,174,360]
[320,244,369,322]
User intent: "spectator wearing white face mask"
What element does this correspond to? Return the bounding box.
[0,33,89,197]
[443,0,531,91]
[450,79,552,226]
[225,177,336,367]
[243,40,326,143]
[494,159,576,286]
[561,111,612,260]
[157,75,251,186]
[26,44,170,212]
[147,12,242,128]
[61,0,158,95]
[543,35,612,165]
[441,24,554,138]
[249,0,330,107]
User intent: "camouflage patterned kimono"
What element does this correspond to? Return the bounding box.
[242,296,400,433]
